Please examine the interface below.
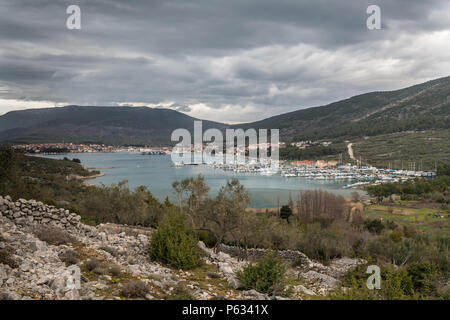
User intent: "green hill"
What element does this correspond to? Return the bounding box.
[239,76,450,169]
[0,106,227,146]
[238,76,450,141]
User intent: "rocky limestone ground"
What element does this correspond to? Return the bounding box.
[0,195,364,300]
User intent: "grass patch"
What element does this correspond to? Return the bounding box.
[363,204,449,227]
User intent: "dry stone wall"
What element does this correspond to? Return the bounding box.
[216,243,312,266]
[0,195,82,231]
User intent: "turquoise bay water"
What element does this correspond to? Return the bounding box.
[40,153,364,208]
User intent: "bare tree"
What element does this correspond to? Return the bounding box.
[297,190,346,223]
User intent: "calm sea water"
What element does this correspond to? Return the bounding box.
[40,153,364,208]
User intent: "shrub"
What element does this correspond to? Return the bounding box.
[329,280,376,300]
[0,249,18,269]
[84,258,102,272]
[149,212,200,270]
[109,265,121,277]
[364,219,385,234]
[58,249,80,266]
[197,230,217,248]
[93,266,107,275]
[296,223,352,263]
[33,225,75,245]
[385,220,398,230]
[121,281,149,298]
[237,252,286,295]
[390,230,403,243]
[402,225,417,238]
[80,182,167,227]
[332,264,417,300]
[0,292,14,300]
[206,272,221,279]
[381,266,415,300]
[438,286,450,300]
[280,205,292,221]
[99,245,119,257]
[366,232,449,273]
[406,262,441,296]
[166,285,196,300]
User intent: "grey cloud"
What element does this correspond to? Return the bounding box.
[0,0,449,122]
[168,104,192,113]
[0,64,55,82]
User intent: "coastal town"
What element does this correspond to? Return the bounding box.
[12,143,171,154]
[11,142,437,189]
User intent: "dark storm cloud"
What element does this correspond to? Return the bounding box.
[0,0,449,122]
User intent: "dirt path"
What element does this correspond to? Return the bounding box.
[347,143,356,161]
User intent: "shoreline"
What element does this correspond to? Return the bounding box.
[81,173,104,187]
[82,173,105,180]
[68,173,105,181]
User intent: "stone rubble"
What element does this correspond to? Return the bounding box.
[0,195,365,300]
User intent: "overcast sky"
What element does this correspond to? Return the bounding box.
[0,0,449,123]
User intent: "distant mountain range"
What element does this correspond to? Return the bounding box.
[0,76,449,146]
[0,106,227,145]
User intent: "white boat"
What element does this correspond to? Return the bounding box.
[281,172,296,177]
[260,167,279,176]
[172,162,185,167]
